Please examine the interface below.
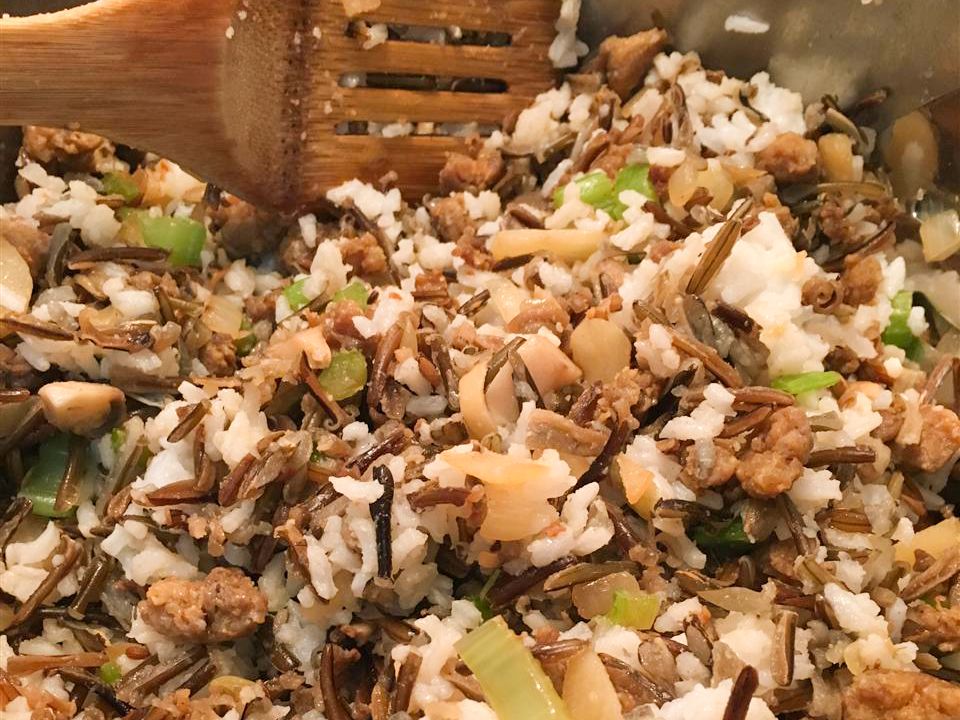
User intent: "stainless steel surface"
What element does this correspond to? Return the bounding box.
[581,0,959,126]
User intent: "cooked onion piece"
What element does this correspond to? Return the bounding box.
[265,325,331,373]
[0,238,33,314]
[516,336,582,394]
[894,516,960,565]
[562,648,624,720]
[459,359,518,440]
[486,277,530,324]
[441,448,573,541]
[818,133,858,182]
[202,294,244,337]
[571,570,642,619]
[613,454,659,520]
[490,229,605,263]
[919,209,960,262]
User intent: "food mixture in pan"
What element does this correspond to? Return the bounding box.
[2,23,960,720]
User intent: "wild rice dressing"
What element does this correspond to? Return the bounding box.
[2,21,960,720]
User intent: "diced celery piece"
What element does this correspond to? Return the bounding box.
[605,590,660,629]
[882,290,922,360]
[283,279,310,312]
[457,616,571,720]
[613,163,657,204]
[771,371,842,396]
[100,172,141,203]
[317,349,368,400]
[138,215,206,267]
[331,280,369,309]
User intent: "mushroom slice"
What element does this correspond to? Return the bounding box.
[38,381,126,436]
[569,318,631,384]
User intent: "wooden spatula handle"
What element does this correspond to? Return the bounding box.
[0,0,298,208]
[0,0,232,140]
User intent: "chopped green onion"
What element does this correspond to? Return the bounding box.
[100,172,140,203]
[18,434,78,518]
[318,349,368,400]
[605,590,660,629]
[283,279,310,312]
[771,371,843,396]
[468,569,500,621]
[110,427,126,454]
[235,318,257,357]
[882,291,923,360]
[613,163,657,204]
[471,596,494,621]
[331,280,369,310]
[553,165,657,221]
[691,516,753,558]
[98,661,122,685]
[136,214,206,267]
[457,616,571,720]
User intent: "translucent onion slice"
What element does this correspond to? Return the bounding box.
[893,517,960,565]
[440,448,572,541]
[0,238,33,314]
[562,648,622,720]
[486,277,530,324]
[884,111,939,199]
[202,295,243,337]
[516,336,582,394]
[818,133,858,183]
[570,571,641,619]
[919,209,960,263]
[459,359,517,440]
[612,454,659,520]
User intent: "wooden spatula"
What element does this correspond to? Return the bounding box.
[0,0,559,210]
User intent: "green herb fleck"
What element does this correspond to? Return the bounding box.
[771,371,843,396]
[691,516,753,559]
[881,290,923,360]
[100,172,141,203]
[98,661,122,685]
[283,279,310,312]
[331,281,370,310]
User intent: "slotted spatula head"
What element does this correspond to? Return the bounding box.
[0,0,560,211]
[301,0,560,202]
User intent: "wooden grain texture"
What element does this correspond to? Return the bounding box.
[347,0,560,34]
[0,0,559,209]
